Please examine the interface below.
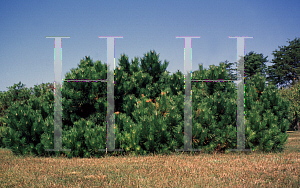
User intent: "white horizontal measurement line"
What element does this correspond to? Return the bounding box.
[62,79,238,82]
[191,80,238,82]
[63,80,107,82]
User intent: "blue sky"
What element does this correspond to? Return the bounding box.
[1,0,299,94]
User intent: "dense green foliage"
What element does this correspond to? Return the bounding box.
[2,37,299,157]
[0,83,55,157]
[0,49,293,158]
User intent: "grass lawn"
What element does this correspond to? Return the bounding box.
[0,131,299,187]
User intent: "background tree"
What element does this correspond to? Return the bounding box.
[266,37,300,90]
[244,51,269,81]
[264,37,300,131]
[277,78,300,131]
[222,60,238,81]
[220,51,269,85]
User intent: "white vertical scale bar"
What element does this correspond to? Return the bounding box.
[228,36,253,152]
[236,37,246,150]
[106,37,116,151]
[175,36,201,152]
[175,36,253,153]
[45,36,71,152]
[98,36,124,153]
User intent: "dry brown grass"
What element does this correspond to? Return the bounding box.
[0,131,299,187]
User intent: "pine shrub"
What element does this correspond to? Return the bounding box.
[0,50,292,158]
